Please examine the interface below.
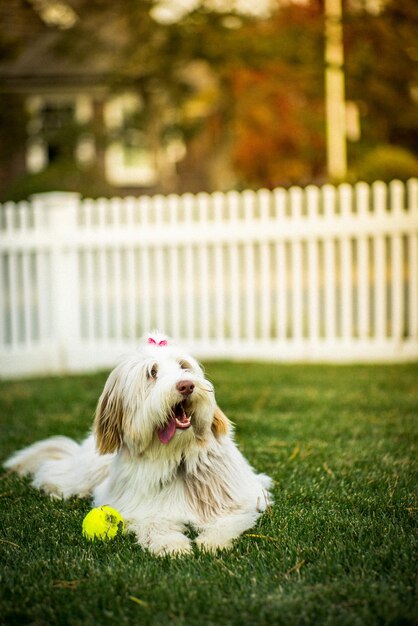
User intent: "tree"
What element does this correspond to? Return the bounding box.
[46,1,331,188]
[345,0,418,165]
[226,2,326,187]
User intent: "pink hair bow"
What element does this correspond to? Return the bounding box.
[148,337,168,347]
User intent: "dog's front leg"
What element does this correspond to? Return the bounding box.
[129,519,192,557]
[196,509,261,553]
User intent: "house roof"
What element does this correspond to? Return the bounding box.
[0,1,125,93]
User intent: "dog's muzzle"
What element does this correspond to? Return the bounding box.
[158,382,195,444]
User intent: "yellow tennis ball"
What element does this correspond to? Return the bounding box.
[82,506,124,541]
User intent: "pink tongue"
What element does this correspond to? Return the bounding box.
[158,416,177,444]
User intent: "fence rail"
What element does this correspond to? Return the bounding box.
[1,179,418,377]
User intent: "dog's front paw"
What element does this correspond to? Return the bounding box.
[147,534,193,557]
[195,532,233,553]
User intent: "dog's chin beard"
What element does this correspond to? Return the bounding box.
[158,400,192,445]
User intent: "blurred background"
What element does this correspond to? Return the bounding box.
[0,0,417,202]
[1,0,417,378]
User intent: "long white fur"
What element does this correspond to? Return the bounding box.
[4,334,272,556]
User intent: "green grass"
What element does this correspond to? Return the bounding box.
[0,362,417,626]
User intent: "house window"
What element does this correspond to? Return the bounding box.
[40,101,76,164]
[26,97,84,171]
[104,94,158,187]
[26,138,47,173]
[41,102,75,132]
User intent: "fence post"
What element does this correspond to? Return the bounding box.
[31,192,81,371]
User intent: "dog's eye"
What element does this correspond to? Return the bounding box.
[148,364,158,379]
[178,360,192,371]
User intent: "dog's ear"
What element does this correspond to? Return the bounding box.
[212,406,231,438]
[94,375,124,455]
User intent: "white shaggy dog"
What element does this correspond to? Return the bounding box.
[5,334,272,556]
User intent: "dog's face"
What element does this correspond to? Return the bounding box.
[94,337,229,456]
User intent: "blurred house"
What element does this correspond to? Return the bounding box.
[2,0,416,200]
[0,1,225,200]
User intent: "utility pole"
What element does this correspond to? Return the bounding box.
[325,0,347,180]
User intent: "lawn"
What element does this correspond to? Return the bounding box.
[0,362,417,626]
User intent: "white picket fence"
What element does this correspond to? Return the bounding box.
[1,179,418,377]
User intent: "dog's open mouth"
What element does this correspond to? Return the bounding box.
[158,401,192,444]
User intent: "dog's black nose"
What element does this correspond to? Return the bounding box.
[176,380,195,396]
